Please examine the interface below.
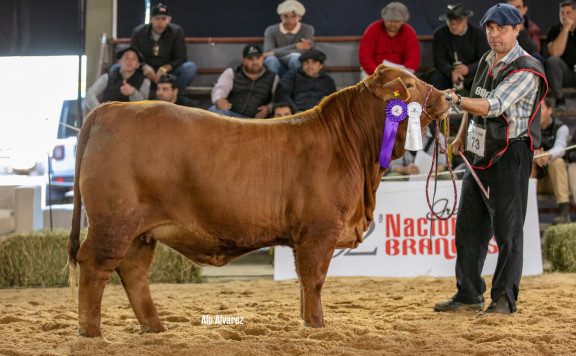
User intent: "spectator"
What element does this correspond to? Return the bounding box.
[130,3,197,93]
[263,0,314,77]
[431,4,488,92]
[277,49,336,112]
[359,2,420,76]
[85,47,150,114]
[272,102,294,117]
[506,0,544,63]
[386,126,448,180]
[208,44,279,119]
[156,74,195,107]
[546,0,576,110]
[532,97,571,224]
[565,133,576,206]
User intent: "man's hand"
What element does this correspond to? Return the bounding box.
[120,80,136,96]
[255,105,270,119]
[215,98,232,110]
[534,148,551,167]
[296,39,312,50]
[403,163,420,175]
[451,137,465,156]
[564,17,575,32]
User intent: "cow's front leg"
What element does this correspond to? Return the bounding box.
[116,235,165,333]
[293,235,336,328]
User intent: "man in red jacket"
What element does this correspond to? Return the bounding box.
[358,2,420,76]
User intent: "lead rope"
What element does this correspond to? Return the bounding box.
[425,119,458,221]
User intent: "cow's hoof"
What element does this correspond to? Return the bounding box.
[303,320,325,328]
[78,328,101,337]
[140,324,166,333]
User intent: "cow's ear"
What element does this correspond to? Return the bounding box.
[367,77,411,102]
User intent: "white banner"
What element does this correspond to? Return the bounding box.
[274,179,542,279]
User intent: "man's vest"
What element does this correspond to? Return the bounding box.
[101,67,145,103]
[228,65,276,118]
[466,53,547,169]
[540,117,565,151]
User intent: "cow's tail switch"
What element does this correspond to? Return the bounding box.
[67,104,99,299]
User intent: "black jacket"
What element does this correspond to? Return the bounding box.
[278,68,336,111]
[130,23,188,70]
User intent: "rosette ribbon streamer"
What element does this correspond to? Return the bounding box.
[379,99,408,168]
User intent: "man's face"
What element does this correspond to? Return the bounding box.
[383,20,404,37]
[274,106,292,117]
[540,101,553,129]
[281,12,301,31]
[118,50,141,72]
[151,16,171,34]
[485,22,519,56]
[447,18,467,35]
[560,5,576,27]
[301,59,323,78]
[156,83,178,103]
[507,0,527,17]
[242,55,265,74]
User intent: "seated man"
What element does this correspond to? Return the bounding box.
[156,74,195,107]
[277,49,336,112]
[263,0,315,77]
[85,47,150,114]
[546,0,576,110]
[272,101,294,117]
[533,97,571,224]
[359,2,420,76]
[386,126,448,181]
[130,3,197,93]
[208,44,279,119]
[506,0,543,62]
[431,4,488,91]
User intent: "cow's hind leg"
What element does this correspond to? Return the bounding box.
[293,232,336,328]
[77,228,132,337]
[115,233,165,333]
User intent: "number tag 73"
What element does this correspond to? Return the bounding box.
[467,123,486,157]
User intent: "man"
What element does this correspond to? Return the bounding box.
[156,74,195,107]
[359,2,420,76]
[208,44,279,118]
[435,4,547,315]
[432,4,488,91]
[263,0,315,77]
[277,49,336,112]
[506,0,542,55]
[546,0,576,110]
[85,47,150,114]
[272,102,294,117]
[387,126,448,180]
[130,3,197,92]
[533,97,571,225]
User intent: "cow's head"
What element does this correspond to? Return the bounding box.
[364,65,451,127]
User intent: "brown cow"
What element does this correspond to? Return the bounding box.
[68,65,451,336]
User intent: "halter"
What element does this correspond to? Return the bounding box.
[421,84,435,122]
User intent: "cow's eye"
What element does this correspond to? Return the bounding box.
[405,83,412,89]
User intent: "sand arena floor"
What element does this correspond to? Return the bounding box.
[0,273,575,355]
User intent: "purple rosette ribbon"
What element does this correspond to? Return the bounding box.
[380,99,408,168]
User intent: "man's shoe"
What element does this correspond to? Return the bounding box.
[478,294,516,316]
[552,203,571,225]
[434,299,484,312]
[555,98,567,111]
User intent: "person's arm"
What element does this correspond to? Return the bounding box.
[549,124,570,160]
[264,74,281,114]
[548,22,572,57]
[358,22,380,75]
[277,70,297,109]
[450,112,469,156]
[517,29,538,54]
[432,30,454,78]
[168,25,187,70]
[129,78,151,102]
[211,68,234,104]
[402,26,420,73]
[85,74,108,113]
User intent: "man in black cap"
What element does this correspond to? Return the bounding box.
[431,3,488,92]
[435,3,547,316]
[208,44,279,118]
[277,49,336,112]
[130,3,197,93]
[85,47,150,114]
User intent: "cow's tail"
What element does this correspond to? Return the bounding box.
[67,105,101,298]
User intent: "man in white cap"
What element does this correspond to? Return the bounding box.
[263,0,315,77]
[359,2,420,76]
[435,3,547,316]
